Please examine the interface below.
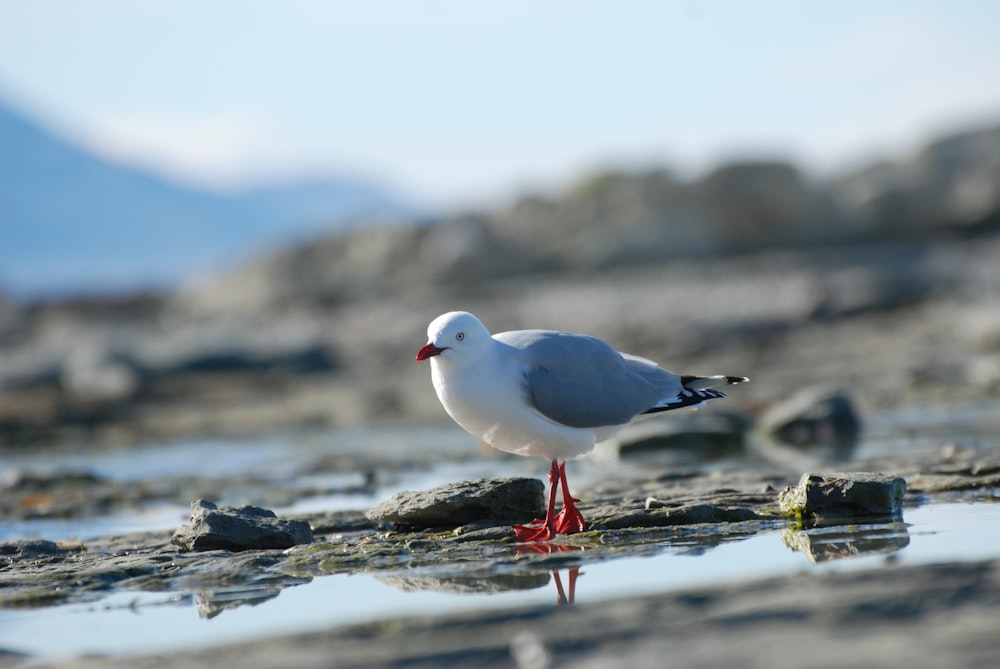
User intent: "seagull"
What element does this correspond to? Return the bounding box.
[416,311,747,542]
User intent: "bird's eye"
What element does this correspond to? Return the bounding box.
[456,332,465,341]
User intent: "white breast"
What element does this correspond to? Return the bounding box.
[430,352,597,460]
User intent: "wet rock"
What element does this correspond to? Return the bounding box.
[905,451,1000,493]
[779,472,906,523]
[290,509,376,535]
[171,499,314,552]
[451,524,522,542]
[366,478,545,529]
[0,539,65,558]
[760,387,861,458]
[617,413,748,461]
[591,503,759,531]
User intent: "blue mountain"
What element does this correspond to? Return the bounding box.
[0,101,417,298]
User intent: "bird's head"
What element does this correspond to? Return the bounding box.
[416,311,491,364]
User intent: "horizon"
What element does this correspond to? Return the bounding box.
[2,1,1000,209]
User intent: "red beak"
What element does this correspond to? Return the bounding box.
[416,342,446,361]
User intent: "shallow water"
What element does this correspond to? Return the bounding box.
[0,425,527,542]
[1,501,998,662]
[2,401,999,662]
[5,399,999,543]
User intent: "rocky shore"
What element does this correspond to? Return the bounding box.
[2,229,999,447]
[2,447,998,668]
[2,121,1000,668]
[2,122,1000,447]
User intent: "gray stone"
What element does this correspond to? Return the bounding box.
[760,387,861,459]
[171,499,314,552]
[366,478,545,529]
[0,539,65,557]
[906,452,1000,493]
[289,509,375,534]
[590,503,759,530]
[779,472,906,522]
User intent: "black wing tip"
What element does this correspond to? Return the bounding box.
[680,374,749,387]
[642,375,747,415]
[642,387,727,415]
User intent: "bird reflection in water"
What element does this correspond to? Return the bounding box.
[516,542,585,605]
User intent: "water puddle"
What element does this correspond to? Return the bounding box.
[0,426,535,543]
[2,402,999,662]
[0,457,538,544]
[4,400,998,543]
[1,501,998,662]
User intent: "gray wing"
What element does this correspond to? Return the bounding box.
[494,330,681,428]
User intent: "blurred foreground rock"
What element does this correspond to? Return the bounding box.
[760,387,862,459]
[617,412,749,461]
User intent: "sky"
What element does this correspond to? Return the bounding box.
[2,0,1000,208]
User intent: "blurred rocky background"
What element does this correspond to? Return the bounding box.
[3,3,1000,452]
[3,109,999,446]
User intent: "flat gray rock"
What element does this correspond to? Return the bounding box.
[171,499,314,552]
[0,539,65,557]
[366,477,545,529]
[779,472,906,523]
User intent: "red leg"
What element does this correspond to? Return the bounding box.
[513,460,560,542]
[552,462,586,535]
[552,570,568,605]
[551,567,582,605]
[566,567,581,603]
